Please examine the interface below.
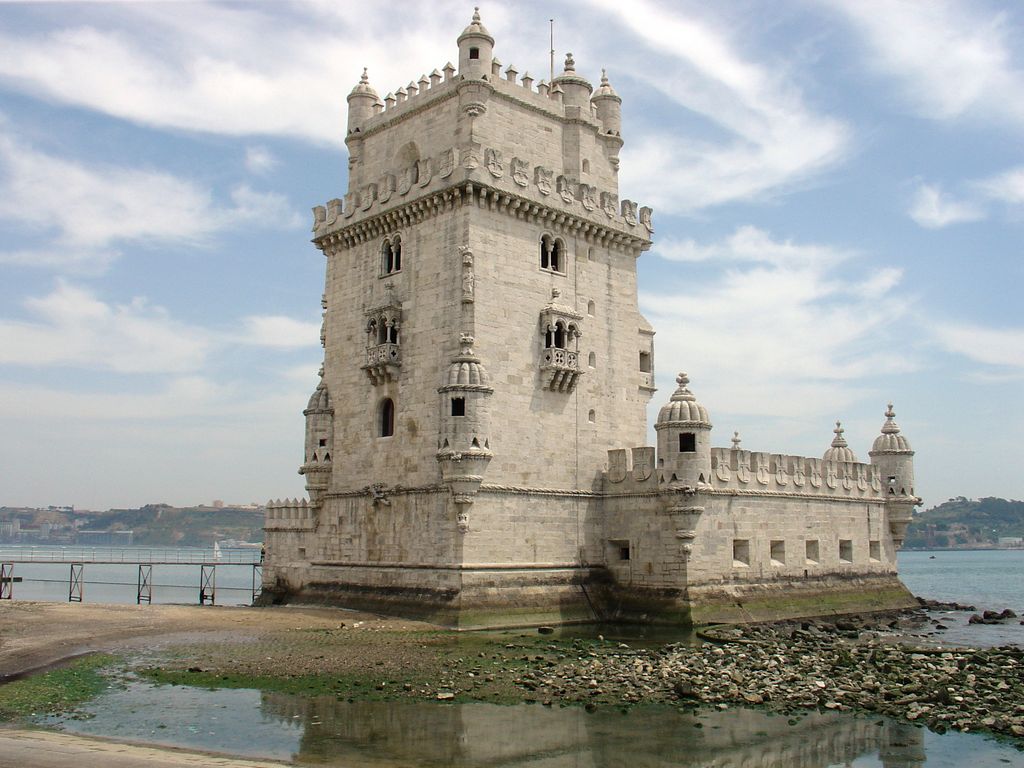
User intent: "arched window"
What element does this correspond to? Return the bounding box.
[540,235,565,273]
[379,398,395,437]
[381,235,403,275]
[582,159,590,173]
[588,351,596,368]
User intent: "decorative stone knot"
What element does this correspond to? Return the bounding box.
[564,52,575,72]
[459,332,475,351]
[551,288,561,299]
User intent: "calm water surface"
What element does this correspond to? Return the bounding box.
[22,547,1024,765]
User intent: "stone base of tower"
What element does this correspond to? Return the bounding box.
[258,562,600,629]
[681,573,917,625]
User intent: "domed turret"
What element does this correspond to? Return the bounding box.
[437,334,494,532]
[300,367,334,503]
[655,373,712,488]
[457,7,494,78]
[347,68,380,134]
[870,403,916,502]
[823,421,858,463]
[591,69,622,137]
[870,403,913,454]
[552,52,593,108]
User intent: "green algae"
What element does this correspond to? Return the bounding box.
[0,654,116,721]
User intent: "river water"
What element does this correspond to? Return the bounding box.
[22,547,1024,765]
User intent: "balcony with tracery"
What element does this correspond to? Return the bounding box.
[539,290,583,393]
[362,299,402,385]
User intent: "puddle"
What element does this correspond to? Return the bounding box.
[41,678,1023,767]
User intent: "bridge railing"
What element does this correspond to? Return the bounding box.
[0,546,261,564]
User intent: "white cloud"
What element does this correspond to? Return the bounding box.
[0,282,321,373]
[245,145,278,174]
[908,183,985,228]
[825,0,1024,128]
[0,2,473,145]
[0,281,211,373]
[934,324,1024,369]
[644,227,913,418]
[975,165,1024,206]
[0,133,301,271]
[238,315,321,349]
[588,0,850,212]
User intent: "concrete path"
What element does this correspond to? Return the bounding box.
[0,728,290,768]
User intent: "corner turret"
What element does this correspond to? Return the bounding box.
[655,372,712,488]
[591,69,622,137]
[346,68,380,135]
[870,403,918,546]
[457,8,494,78]
[437,334,494,532]
[299,367,334,503]
[552,52,592,109]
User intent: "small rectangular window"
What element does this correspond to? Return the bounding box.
[451,397,466,417]
[608,539,630,563]
[639,351,652,373]
[869,540,881,562]
[679,433,696,452]
[469,47,480,60]
[733,539,750,567]
[318,438,327,447]
[770,540,785,565]
[806,539,820,564]
[839,539,853,563]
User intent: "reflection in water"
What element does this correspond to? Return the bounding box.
[50,680,1024,768]
[261,692,926,768]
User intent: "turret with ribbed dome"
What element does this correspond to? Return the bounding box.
[870,403,916,501]
[437,333,494,531]
[300,366,334,503]
[823,421,858,463]
[655,373,712,488]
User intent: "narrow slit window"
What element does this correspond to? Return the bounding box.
[379,398,395,437]
[639,351,652,372]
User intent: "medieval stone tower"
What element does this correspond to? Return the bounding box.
[263,10,919,628]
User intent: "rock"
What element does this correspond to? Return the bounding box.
[436,691,455,700]
[673,680,699,699]
[538,626,554,635]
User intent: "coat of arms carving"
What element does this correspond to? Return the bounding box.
[557,175,576,204]
[417,158,432,187]
[378,174,396,203]
[360,183,376,210]
[511,157,529,187]
[579,184,596,211]
[397,166,414,195]
[462,148,480,170]
[640,206,654,233]
[485,148,503,178]
[621,199,638,226]
[607,449,627,483]
[600,191,618,218]
[438,148,455,178]
[535,166,553,195]
[632,447,654,481]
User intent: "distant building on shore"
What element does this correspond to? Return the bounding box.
[262,11,921,628]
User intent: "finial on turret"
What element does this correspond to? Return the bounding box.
[472,6,480,22]
[676,372,689,388]
[881,402,902,434]
[731,431,741,450]
[601,68,608,85]
[832,421,847,447]
[459,332,475,351]
[564,52,575,73]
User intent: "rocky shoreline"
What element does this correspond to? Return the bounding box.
[487,608,1024,743]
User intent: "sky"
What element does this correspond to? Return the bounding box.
[0,0,1021,511]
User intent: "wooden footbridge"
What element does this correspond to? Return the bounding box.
[0,547,262,605]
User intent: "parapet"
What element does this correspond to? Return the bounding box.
[264,498,317,531]
[710,448,886,500]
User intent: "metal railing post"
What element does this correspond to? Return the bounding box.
[137,564,153,604]
[68,563,84,602]
[199,564,216,605]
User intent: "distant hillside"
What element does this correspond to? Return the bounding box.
[904,497,1024,549]
[1,504,264,548]
[100,504,264,547]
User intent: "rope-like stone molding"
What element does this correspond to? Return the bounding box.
[705,487,888,505]
[309,560,591,572]
[317,182,649,255]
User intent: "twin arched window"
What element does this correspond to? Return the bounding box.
[544,319,579,350]
[381,235,402,275]
[367,314,399,346]
[540,234,565,273]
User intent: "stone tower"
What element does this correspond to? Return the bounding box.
[263,9,655,626]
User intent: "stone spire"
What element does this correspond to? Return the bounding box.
[823,421,858,463]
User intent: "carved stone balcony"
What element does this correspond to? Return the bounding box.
[362,342,401,384]
[541,348,582,392]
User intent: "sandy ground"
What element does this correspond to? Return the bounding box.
[0,601,429,682]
